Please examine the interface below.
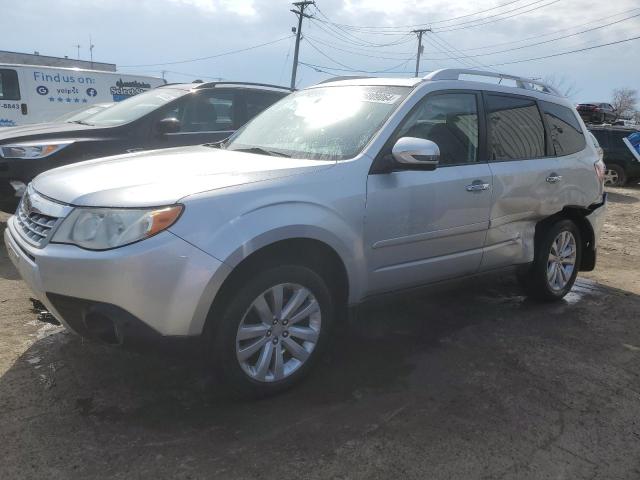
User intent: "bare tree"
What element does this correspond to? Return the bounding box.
[543,74,579,98]
[611,88,638,119]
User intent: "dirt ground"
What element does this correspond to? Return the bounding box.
[1,185,640,480]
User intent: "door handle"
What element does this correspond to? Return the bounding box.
[20,103,28,115]
[466,181,490,192]
[546,174,563,183]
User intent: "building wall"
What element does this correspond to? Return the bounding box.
[0,50,116,72]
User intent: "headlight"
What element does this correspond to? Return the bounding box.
[51,205,183,250]
[0,141,74,159]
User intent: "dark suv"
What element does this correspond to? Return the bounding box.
[577,102,617,124]
[0,82,290,212]
[589,125,640,186]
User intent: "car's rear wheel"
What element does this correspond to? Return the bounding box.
[210,264,334,397]
[519,219,582,302]
[604,164,627,187]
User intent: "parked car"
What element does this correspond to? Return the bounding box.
[576,102,617,124]
[53,102,114,123]
[4,69,607,396]
[588,125,640,186]
[0,82,291,212]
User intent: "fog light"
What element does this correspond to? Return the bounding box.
[9,181,26,197]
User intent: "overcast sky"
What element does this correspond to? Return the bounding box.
[3,0,639,101]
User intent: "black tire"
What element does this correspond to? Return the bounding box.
[519,219,582,302]
[210,263,334,398]
[604,164,627,187]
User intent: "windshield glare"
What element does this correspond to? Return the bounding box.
[84,88,187,127]
[226,85,410,160]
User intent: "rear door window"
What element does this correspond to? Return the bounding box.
[0,69,20,100]
[540,101,586,156]
[243,90,287,123]
[181,91,235,132]
[590,129,608,148]
[486,94,545,161]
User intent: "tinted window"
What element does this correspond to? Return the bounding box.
[395,92,479,165]
[181,91,235,132]
[486,95,545,161]
[0,69,20,100]
[590,129,608,148]
[244,91,286,121]
[541,101,585,156]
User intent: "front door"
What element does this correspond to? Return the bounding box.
[364,91,492,295]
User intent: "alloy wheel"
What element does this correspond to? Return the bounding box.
[547,231,577,291]
[235,283,321,382]
[604,169,620,187]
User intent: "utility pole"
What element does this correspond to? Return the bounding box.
[89,35,95,69]
[74,44,81,60]
[412,28,431,77]
[290,1,314,90]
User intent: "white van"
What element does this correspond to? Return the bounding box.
[0,64,165,127]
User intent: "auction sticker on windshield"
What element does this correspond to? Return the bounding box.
[362,91,402,104]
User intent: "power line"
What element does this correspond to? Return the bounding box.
[477,34,640,68]
[300,33,640,75]
[312,0,559,34]
[432,11,640,60]
[120,35,294,67]
[304,37,413,73]
[311,0,527,31]
[433,0,561,33]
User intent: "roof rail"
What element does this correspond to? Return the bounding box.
[423,69,562,96]
[194,81,293,91]
[316,75,370,84]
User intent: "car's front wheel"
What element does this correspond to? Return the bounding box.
[211,264,334,397]
[519,219,582,302]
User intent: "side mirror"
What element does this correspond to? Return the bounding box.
[392,137,440,170]
[156,117,181,135]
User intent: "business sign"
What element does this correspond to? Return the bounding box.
[623,131,640,162]
[110,78,152,101]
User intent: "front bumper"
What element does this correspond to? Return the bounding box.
[4,217,231,339]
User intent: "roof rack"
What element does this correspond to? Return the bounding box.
[423,69,562,96]
[194,81,293,91]
[317,76,370,84]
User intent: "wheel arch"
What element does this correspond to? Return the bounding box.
[201,236,352,337]
[535,206,596,271]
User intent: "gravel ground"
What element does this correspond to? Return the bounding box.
[1,185,640,480]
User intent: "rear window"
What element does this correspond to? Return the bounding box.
[0,69,20,101]
[540,101,586,156]
[486,94,545,161]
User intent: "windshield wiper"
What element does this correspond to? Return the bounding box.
[231,147,291,157]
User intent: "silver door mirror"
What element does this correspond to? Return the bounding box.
[392,137,440,170]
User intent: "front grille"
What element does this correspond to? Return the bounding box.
[15,195,59,247]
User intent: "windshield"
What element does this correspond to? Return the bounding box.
[83,88,187,127]
[225,85,411,160]
[54,104,112,123]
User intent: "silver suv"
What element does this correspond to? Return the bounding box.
[4,69,607,396]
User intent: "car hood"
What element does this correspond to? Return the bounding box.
[0,121,99,142]
[32,145,335,207]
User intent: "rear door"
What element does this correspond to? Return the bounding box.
[160,89,239,147]
[0,68,23,127]
[539,101,598,206]
[481,93,561,270]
